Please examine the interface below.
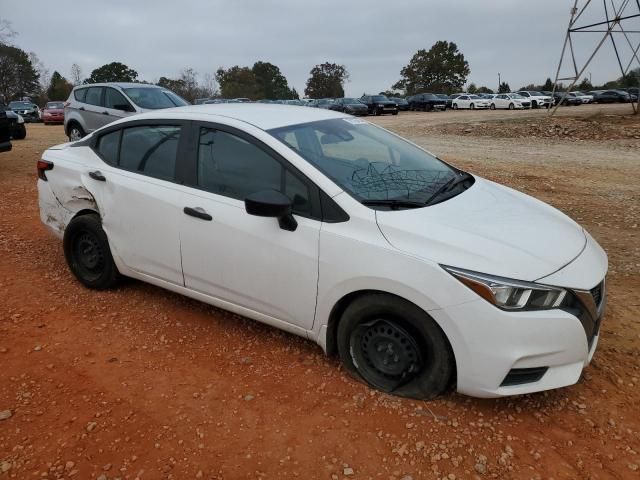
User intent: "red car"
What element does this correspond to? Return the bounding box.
[42,101,65,125]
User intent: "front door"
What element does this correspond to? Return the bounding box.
[179,125,321,329]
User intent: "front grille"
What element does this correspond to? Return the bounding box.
[522,102,531,106]
[501,367,548,387]
[591,282,603,307]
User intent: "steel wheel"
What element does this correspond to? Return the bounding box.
[69,125,84,141]
[350,319,423,392]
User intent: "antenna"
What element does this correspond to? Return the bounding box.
[551,0,640,115]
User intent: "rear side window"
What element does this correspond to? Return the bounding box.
[96,130,121,165]
[84,87,103,106]
[74,88,87,102]
[119,125,181,181]
[104,88,131,110]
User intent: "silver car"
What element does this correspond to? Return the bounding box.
[64,83,188,141]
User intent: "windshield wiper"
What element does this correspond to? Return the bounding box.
[424,172,471,206]
[361,199,425,210]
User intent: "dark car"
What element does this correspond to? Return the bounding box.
[332,98,369,115]
[435,94,453,109]
[548,91,583,106]
[2,106,27,140]
[592,90,637,103]
[407,93,447,112]
[0,109,11,153]
[8,100,40,122]
[360,94,398,115]
[389,97,410,111]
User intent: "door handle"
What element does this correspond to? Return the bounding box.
[89,170,106,182]
[183,206,212,221]
[101,111,109,115]
[79,107,85,111]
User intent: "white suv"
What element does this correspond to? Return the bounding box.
[64,83,188,141]
[515,91,553,109]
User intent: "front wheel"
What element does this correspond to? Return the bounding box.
[63,214,121,289]
[490,103,496,110]
[453,104,458,110]
[508,103,515,110]
[469,103,475,110]
[337,293,455,399]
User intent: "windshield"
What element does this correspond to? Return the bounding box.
[344,98,362,104]
[123,88,188,109]
[46,102,65,109]
[468,95,481,99]
[530,91,545,96]
[371,95,389,102]
[509,93,524,99]
[269,118,459,204]
[9,101,33,109]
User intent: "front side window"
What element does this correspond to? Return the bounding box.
[196,128,312,215]
[123,88,188,109]
[269,119,458,205]
[119,125,181,180]
[104,88,132,110]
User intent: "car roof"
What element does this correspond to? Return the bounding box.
[129,103,349,130]
[74,82,162,89]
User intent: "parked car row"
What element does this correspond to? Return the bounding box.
[1,104,27,140]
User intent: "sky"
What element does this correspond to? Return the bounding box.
[2,0,637,96]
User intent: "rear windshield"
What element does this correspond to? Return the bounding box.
[123,88,188,109]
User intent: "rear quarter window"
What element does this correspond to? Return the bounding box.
[74,88,87,102]
[96,130,121,165]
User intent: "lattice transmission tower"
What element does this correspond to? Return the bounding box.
[551,0,640,114]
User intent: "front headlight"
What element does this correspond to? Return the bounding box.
[442,266,567,311]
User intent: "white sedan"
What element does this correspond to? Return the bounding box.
[38,104,607,399]
[452,95,491,109]
[490,93,531,110]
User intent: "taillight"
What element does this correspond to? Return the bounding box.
[37,159,53,181]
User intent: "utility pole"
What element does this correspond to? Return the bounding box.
[498,73,501,92]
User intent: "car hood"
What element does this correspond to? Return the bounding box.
[375,177,587,282]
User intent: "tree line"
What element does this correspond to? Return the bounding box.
[0,16,636,107]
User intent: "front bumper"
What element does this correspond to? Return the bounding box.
[434,233,607,398]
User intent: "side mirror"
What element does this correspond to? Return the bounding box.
[245,190,298,232]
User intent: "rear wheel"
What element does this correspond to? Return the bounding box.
[12,125,26,140]
[470,103,475,110]
[68,123,85,142]
[63,214,121,289]
[337,293,455,399]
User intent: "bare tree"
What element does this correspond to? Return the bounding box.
[0,18,17,44]
[70,63,82,85]
[202,72,219,97]
[29,51,50,92]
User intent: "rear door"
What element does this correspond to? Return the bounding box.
[86,121,188,284]
[82,86,108,132]
[179,123,321,329]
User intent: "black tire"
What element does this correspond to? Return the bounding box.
[532,100,538,109]
[453,104,458,110]
[490,103,496,110]
[67,122,85,142]
[392,111,398,115]
[508,103,515,110]
[374,108,381,116]
[63,214,121,289]
[469,103,475,110]
[12,125,26,140]
[337,293,455,399]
